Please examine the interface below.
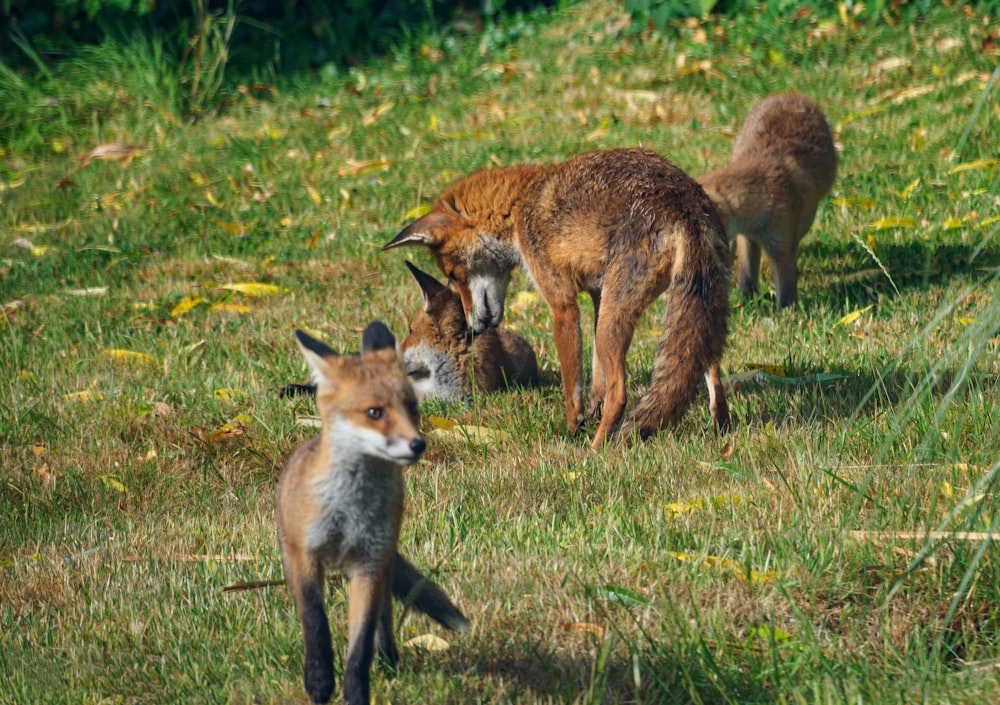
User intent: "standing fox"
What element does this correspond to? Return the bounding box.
[277,323,468,705]
[383,147,732,448]
[401,260,538,402]
[697,92,837,308]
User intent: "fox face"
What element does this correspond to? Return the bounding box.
[384,176,524,333]
[400,261,469,401]
[296,326,425,466]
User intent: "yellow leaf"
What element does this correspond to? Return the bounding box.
[280,216,292,227]
[211,219,244,235]
[428,114,438,131]
[218,282,288,297]
[403,203,432,221]
[868,216,916,230]
[0,177,25,192]
[941,218,962,230]
[426,416,508,444]
[890,85,935,104]
[65,389,104,401]
[665,494,745,518]
[31,444,47,456]
[306,184,323,207]
[955,317,975,326]
[96,474,127,493]
[209,302,252,314]
[51,138,68,153]
[942,481,954,499]
[838,104,886,127]
[102,349,157,366]
[836,304,874,327]
[214,388,240,399]
[898,178,921,200]
[947,158,998,175]
[833,198,878,210]
[306,227,322,250]
[402,634,450,651]
[170,295,206,318]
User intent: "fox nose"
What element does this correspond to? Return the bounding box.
[409,436,427,456]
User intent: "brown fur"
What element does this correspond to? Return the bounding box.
[401,261,538,401]
[277,325,467,704]
[698,92,837,308]
[384,148,732,448]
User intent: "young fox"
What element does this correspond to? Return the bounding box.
[697,92,837,308]
[277,323,468,705]
[401,260,538,402]
[383,147,732,448]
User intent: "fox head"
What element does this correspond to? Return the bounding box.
[383,170,525,334]
[399,261,469,402]
[295,323,426,465]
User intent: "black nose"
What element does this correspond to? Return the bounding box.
[409,436,427,456]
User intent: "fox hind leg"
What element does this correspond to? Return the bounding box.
[736,234,762,300]
[587,289,605,418]
[344,573,388,705]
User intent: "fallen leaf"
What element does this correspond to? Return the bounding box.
[837,304,874,327]
[64,287,108,297]
[665,494,745,518]
[403,203,432,221]
[102,349,157,367]
[217,282,288,297]
[561,622,605,639]
[170,295,206,318]
[362,100,395,126]
[337,159,394,177]
[77,143,146,168]
[96,474,127,493]
[209,302,252,314]
[947,158,998,175]
[402,634,450,651]
[306,184,323,207]
[868,216,916,230]
[426,416,508,444]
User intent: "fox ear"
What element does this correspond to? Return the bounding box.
[361,321,397,355]
[404,260,446,312]
[382,210,454,251]
[295,330,339,388]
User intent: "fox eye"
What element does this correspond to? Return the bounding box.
[366,407,384,420]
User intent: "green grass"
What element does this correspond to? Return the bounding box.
[3,1,1000,703]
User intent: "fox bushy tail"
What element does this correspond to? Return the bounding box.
[622,243,730,439]
[392,554,469,633]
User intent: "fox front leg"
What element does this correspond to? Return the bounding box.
[289,563,335,704]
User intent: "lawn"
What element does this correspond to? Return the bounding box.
[2,1,1000,703]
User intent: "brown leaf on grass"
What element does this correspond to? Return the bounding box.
[77,143,146,168]
[1,299,25,327]
[36,462,57,488]
[362,101,395,127]
[561,622,605,639]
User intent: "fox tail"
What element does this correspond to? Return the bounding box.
[621,232,731,439]
[392,553,470,634]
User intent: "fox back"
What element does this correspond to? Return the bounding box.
[384,148,732,448]
[698,92,837,308]
[277,323,466,705]
[400,261,538,401]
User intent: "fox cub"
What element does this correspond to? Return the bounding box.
[697,92,837,308]
[277,323,468,705]
[384,147,732,448]
[401,260,538,402]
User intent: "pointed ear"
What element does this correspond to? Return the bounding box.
[382,210,455,251]
[361,321,397,355]
[404,260,446,312]
[295,330,339,388]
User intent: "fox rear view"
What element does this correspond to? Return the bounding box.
[697,92,837,308]
[277,323,468,705]
[401,260,538,402]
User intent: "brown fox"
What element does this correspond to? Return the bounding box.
[697,92,837,308]
[401,260,538,402]
[383,147,732,448]
[277,323,468,705]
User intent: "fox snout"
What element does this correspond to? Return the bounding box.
[386,432,426,466]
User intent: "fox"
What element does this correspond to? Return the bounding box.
[401,260,538,402]
[276,322,469,705]
[383,147,732,448]
[697,92,837,309]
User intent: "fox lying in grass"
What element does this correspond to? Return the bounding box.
[384,147,732,448]
[277,323,468,705]
[401,260,538,402]
[697,92,837,308]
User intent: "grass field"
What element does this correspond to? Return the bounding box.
[2,1,1000,703]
